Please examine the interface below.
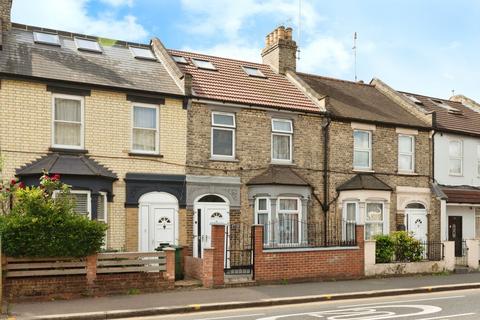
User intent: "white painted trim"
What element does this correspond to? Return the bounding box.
[131,103,160,155]
[69,190,92,220]
[271,118,293,164]
[211,112,236,160]
[448,139,463,176]
[396,127,419,135]
[398,134,415,173]
[351,122,376,131]
[51,93,85,150]
[353,129,372,170]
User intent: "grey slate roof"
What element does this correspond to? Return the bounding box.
[16,153,117,180]
[336,174,392,191]
[247,166,310,186]
[0,24,182,95]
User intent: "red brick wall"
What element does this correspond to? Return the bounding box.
[184,256,204,280]
[253,225,365,283]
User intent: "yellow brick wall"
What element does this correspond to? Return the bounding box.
[0,79,187,249]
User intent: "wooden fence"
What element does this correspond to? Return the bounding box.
[97,251,166,274]
[5,256,86,277]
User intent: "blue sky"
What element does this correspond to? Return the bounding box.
[12,0,480,101]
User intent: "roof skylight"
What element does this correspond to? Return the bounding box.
[192,58,216,70]
[242,66,266,78]
[404,94,423,105]
[75,37,102,53]
[431,98,462,114]
[33,32,60,46]
[130,47,156,60]
[172,55,188,63]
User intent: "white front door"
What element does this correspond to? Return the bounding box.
[151,206,176,251]
[193,203,229,258]
[406,209,428,242]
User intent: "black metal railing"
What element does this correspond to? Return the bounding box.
[455,240,468,266]
[419,241,444,261]
[224,223,253,275]
[261,218,357,249]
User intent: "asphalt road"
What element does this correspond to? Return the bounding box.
[126,289,480,320]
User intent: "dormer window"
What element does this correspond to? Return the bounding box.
[130,47,156,60]
[33,32,60,46]
[192,58,216,70]
[172,55,188,63]
[242,66,266,78]
[75,37,102,53]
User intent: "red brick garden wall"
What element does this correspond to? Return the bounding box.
[253,225,365,283]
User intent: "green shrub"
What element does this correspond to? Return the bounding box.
[0,173,107,257]
[392,231,424,262]
[374,234,395,263]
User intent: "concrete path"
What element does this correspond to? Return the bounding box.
[9,273,480,320]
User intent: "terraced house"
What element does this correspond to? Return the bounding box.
[0,0,189,252]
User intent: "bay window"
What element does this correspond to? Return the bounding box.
[132,104,159,154]
[398,135,415,172]
[353,130,371,170]
[449,140,463,176]
[365,202,384,240]
[52,94,84,149]
[278,198,301,244]
[343,202,357,242]
[211,112,235,159]
[272,119,293,163]
[255,197,270,244]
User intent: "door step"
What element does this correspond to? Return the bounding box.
[175,279,203,289]
[454,266,470,274]
[224,274,255,287]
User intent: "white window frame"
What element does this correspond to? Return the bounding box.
[342,201,358,241]
[53,190,91,219]
[131,103,160,155]
[271,118,293,164]
[33,31,60,46]
[74,37,102,53]
[365,201,385,240]
[255,197,271,244]
[398,134,415,173]
[449,139,463,176]
[211,111,236,160]
[97,191,108,223]
[477,145,480,177]
[192,58,216,70]
[277,197,302,244]
[353,130,372,170]
[51,93,85,150]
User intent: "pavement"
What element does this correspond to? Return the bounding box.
[8,273,480,320]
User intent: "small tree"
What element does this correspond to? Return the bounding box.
[392,231,424,262]
[0,172,107,257]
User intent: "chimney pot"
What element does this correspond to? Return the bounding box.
[261,26,297,74]
[277,26,286,40]
[285,27,293,40]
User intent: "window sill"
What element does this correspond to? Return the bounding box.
[270,161,295,166]
[397,171,418,176]
[209,157,239,163]
[353,168,374,173]
[449,174,463,177]
[49,147,88,154]
[129,152,164,158]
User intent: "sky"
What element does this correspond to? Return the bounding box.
[11,0,480,101]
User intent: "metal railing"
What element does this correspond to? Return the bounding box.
[262,218,357,249]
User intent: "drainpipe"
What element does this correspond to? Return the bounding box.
[431,111,437,183]
[321,114,332,244]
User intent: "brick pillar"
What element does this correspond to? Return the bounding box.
[252,225,264,281]
[355,225,365,276]
[86,254,97,285]
[202,224,226,288]
[202,248,214,288]
[164,248,176,284]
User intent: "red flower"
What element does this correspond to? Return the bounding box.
[10,178,17,185]
[18,182,25,189]
[6,188,10,192]
[52,174,61,181]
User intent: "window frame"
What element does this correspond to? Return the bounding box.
[255,197,271,244]
[53,190,92,219]
[277,197,302,245]
[398,134,415,173]
[131,103,160,155]
[242,66,266,78]
[97,191,108,223]
[172,55,188,64]
[192,58,217,70]
[211,111,236,160]
[448,139,463,176]
[353,130,372,170]
[271,118,293,164]
[51,93,85,150]
[365,201,385,240]
[342,201,358,241]
[129,46,156,61]
[74,37,102,53]
[33,31,60,46]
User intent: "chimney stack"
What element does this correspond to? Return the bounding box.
[261,26,297,74]
[0,0,12,31]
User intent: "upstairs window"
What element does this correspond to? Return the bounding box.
[353,130,372,170]
[172,55,188,63]
[211,112,235,159]
[132,104,159,154]
[52,94,84,149]
[192,58,216,70]
[242,66,266,78]
[130,46,156,60]
[33,31,60,46]
[449,140,463,176]
[398,135,415,172]
[272,119,293,163]
[75,37,102,53]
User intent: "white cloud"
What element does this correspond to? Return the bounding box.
[99,0,134,7]
[298,37,352,75]
[11,0,148,42]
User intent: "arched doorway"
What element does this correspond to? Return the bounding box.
[405,202,427,242]
[138,192,179,251]
[193,194,230,258]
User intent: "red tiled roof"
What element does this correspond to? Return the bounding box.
[402,92,480,136]
[442,187,480,204]
[168,49,320,113]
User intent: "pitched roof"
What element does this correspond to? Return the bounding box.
[0,24,182,96]
[296,73,429,128]
[16,153,117,180]
[401,92,480,136]
[336,174,392,191]
[441,185,480,204]
[167,49,320,112]
[247,166,310,186]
